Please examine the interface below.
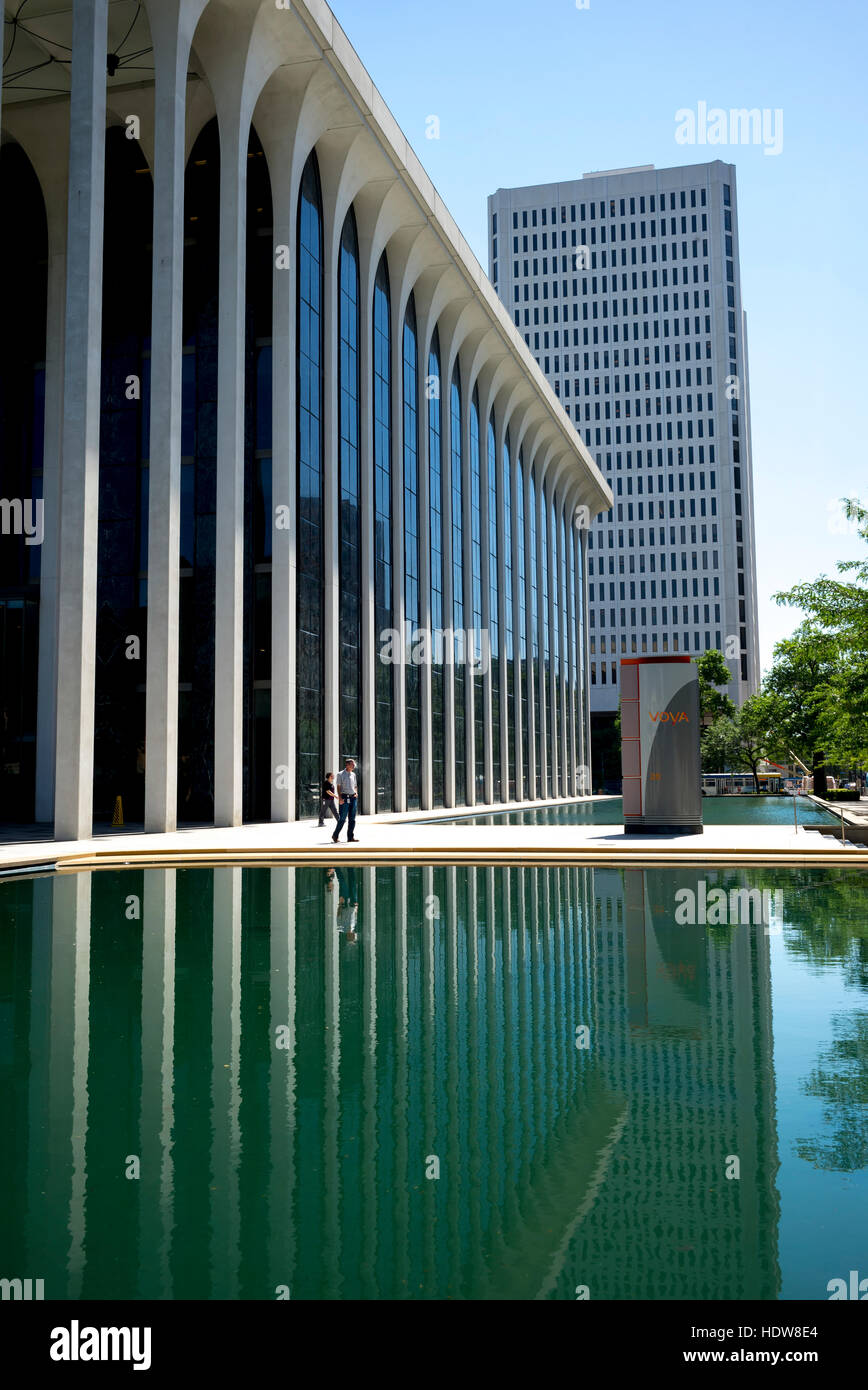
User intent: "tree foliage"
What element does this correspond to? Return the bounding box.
[773,498,868,766]
[700,693,781,790]
[695,648,736,722]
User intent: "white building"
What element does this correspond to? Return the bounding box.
[488,163,760,739]
[0,0,611,835]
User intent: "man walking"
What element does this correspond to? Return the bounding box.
[333,757,359,843]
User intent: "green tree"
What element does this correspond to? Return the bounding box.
[774,498,868,774]
[700,693,781,792]
[762,623,840,795]
[795,1012,868,1172]
[694,649,736,722]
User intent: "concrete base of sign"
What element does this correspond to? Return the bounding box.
[625,823,703,835]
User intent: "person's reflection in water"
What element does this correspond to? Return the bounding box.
[333,864,359,942]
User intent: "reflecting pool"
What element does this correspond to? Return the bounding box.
[432,795,839,828]
[1,864,866,1300]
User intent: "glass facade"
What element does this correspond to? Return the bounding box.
[403,294,421,809]
[503,432,515,801]
[177,120,219,823]
[1,126,595,830]
[561,509,571,792]
[373,254,394,812]
[470,388,484,802]
[487,414,501,802]
[550,491,560,796]
[450,363,466,806]
[529,465,541,797]
[296,151,324,819]
[0,143,45,823]
[93,128,153,824]
[568,513,578,786]
[338,209,362,769]
[540,479,551,797]
[428,331,445,806]
[517,451,529,800]
[576,526,586,771]
[244,138,274,823]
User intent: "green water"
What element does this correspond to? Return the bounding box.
[1,864,866,1300]
[432,795,839,828]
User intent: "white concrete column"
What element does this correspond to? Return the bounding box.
[270,163,296,822]
[553,493,564,796]
[572,519,581,790]
[522,455,535,799]
[418,344,433,810]
[559,502,569,794]
[213,114,248,826]
[566,499,578,796]
[510,437,524,802]
[53,0,109,840]
[554,497,564,795]
[536,473,548,798]
[480,413,494,804]
[546,485,559,798]
[461,381,474,805]
[578,510,589,791]
[358,244,376,817]
[145,18,191,832]
[571,520,581,790]
[323,204,340,787]
[494,423,509,803]
[442,366,455,809]
[557,501,567,796]
[391,289,407,812]
[525,464,539,800]
[579,524,591,788]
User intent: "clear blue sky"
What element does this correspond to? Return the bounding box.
[334,0,868,678]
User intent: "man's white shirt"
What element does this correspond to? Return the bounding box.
[337,769,357,797]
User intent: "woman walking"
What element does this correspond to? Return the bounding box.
[318,772,339,828]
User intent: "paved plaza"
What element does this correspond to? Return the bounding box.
[1,797,864,874]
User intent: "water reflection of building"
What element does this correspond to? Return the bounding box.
[0,863,778,1299]
[573,867,781,1299]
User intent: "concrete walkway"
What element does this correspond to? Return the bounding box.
[1,797,866,874]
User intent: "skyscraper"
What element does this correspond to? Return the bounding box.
[488,162,760,767]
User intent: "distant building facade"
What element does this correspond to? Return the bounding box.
[488,162,760,728]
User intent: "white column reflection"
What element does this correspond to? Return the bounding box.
[139,868,176,1298]
[210,866,242,1296]
[323,861,341,1296]
[27,878,54,1279]
[49,873,91,1298]
[269,867,296,1296]
[360,866,377,1295]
